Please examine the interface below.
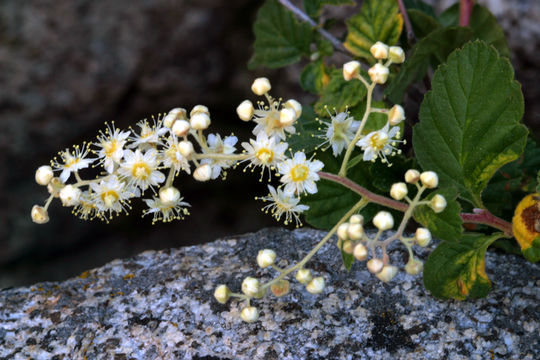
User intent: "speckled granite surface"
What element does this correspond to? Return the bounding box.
[1,228,539,360]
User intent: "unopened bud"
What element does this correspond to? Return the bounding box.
[214,284,230,304]
[337,222,350,240]
[405,258,423,275]
[270,280,290,297]
[388,105,405,126]
[390,182,408,200]
[35,165,54,186]
[430,194,447,213]
[306,277,325,294]
[376,265,398,282]
[257,249,276,268]
[389,46,405,64]
[159,186,180,205]
[296,269,312,284]
[404,169,420,184]
[343,61,361,81]
[178,140,194,158]
[236,100,254,121]
[353,243,368,261]
[31,205,49,224]
[172,119,191,137]
[420,171,438,189]
[163,108,187,128]
[190,105,210,117]
[370,41,389,60]
[251,77,271,96]
[368,63,389,84]
[279,108,297,127]
[241,277,260,297]
[193,164,212,182]
[190,113,211,131]
[367,258,384,274]
[59,185,81,207]
[241,306,259,322]
[373,211,394,231]
[415,227,432,247]
[284,99,302,119]
[47,177,63,197]
[342,240,355,254]
[350,214,364,225]
[347,223,364,241]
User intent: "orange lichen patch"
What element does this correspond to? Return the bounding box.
[512,193,540,250]
[79,271,91,279]
[123,273,135,280]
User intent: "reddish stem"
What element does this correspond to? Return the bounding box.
[459,0,475,26]
[396,0,416,45]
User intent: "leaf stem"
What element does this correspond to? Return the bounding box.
[396,0,416,45]
[459,0,475,26]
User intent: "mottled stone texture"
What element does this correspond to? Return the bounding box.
[1,228,539,359]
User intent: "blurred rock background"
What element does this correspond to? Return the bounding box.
[0,0,538,288]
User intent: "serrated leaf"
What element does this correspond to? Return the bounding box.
[348,100,389,135]
[249,0,313,69]
[344,0,403,61]
[413,41,528,207]
[300,60,329,94]
[438,4,510,58]
[304,0,355,18]
[407,9,441,39]
[413,187,463,242]
[369,156,416,193]
[314,68,367,115]
[286,105,320,154]
[424,233,503,300]
[403,0,436,17]
[385,27,473,103]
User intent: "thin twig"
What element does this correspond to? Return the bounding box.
[459,0,475,26]
[396,0,416,45]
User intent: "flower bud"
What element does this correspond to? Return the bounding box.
[353,243,368,261]
[190,113,211,131]
[404,169,420,184]
[389,46,405,64]
[251,77,271,95]
[241,306,259,323]
[270,280,290,297]
[337,222,349,240]
[368,63,389,84]
[35,165,54,186]
[390,182,408,201]
[350,214,364,225]
[367,258,384,274]
[241,277,260,297]
[388,105,405,126]
[190,105,210,117]
[163,108,187,128]
[47,177,63,197]
[284,99,302,119]
[376,265,398,282]
[59,185,81,207]
[178,140,194,158]
[373,211,394,231]
[347,223,364,241]
[213,284,230,304]
[296,269,312,284]
[159,186,180,205]
[420,171,438,189]
[279,108,297,127]
[236,100,254,121]
[172,119,191,137]
[415,227,432,247]
[430,194,447,213]
[257,249,276,268]
[193,164,212,182]
[31,205,49,224]
[370,41,389,60]
[306,277,325,294]
[343,61,361,81]
[405,258,423,275]
[342,240,355,254]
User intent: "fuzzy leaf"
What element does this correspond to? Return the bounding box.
[249,0,313,69]
[424,233,503,300]
[413,187,462,242]
[413,41,527,207]
[314,68,367,115]
[344,0,403,61]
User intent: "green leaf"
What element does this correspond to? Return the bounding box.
[339,240,355,271]
[536,171,540,194]
[314,68,367,115]
[438,4,510,58]
[407,9,441,39]
[523,236,540,263]
[413,41,528,207]
[403,0,436,17]
[344,0,403,61]
[424,233,503,300]
[300,60,329,94]
[369,155,416,193]
[286,105,321,154]
[249,0,313,69]
[304,0,355,18]
[413,187,463,242]
[385,27,473,103]
[348,100,389,135]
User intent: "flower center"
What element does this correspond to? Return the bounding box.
[291,164,309,182]
[370,132,389,151]
[101,191,119,207]
[104,140,118,158]
[132,162,150,179]
[256,148,274,164]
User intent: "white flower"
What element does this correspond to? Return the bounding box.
[277,152,324,196]
[143,195,190,224]
[162,136,191,174]
[241,132,288,178]
[129,118,167,149]
[251,77,271,95]
[52,143,94,183]
[257,249,277,268]
[94,122,131,173]
[389,46,405,64]
[59,185,82,207]
[252,98,296,141]
[89,175,137,216]
[236,100,254,121]
[201,133,238,179]
[73,191,101,221]
[356,122,403,164]
[259,185,309,227]
[318,110,360,156]
[118,149,165,191]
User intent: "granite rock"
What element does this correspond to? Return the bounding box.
[1,227,539,359]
